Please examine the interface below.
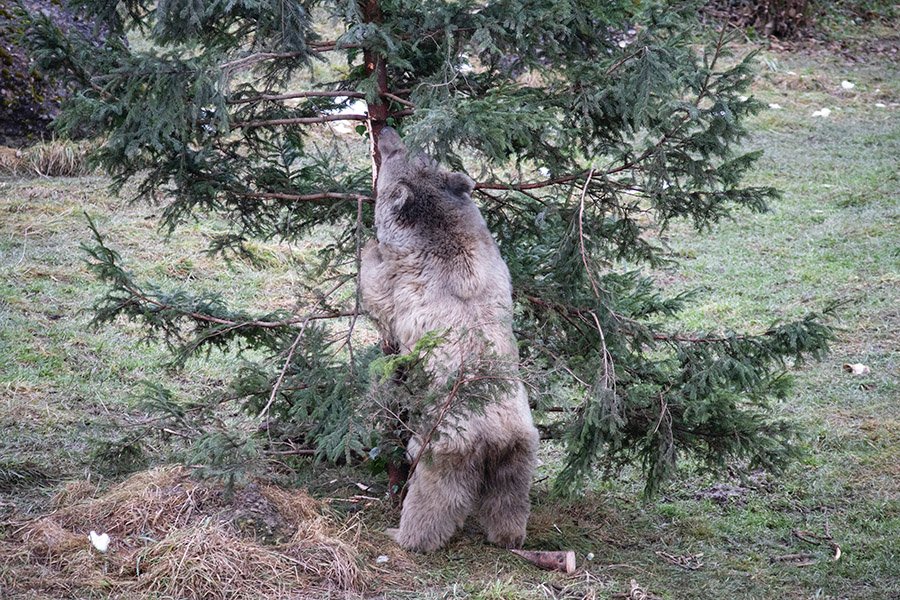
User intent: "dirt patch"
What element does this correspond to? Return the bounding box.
[0,465,376,599]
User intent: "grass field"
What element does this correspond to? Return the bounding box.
[1,41,897,599]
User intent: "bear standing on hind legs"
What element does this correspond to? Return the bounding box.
[360,127,540,553]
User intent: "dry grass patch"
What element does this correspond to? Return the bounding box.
[0,141,95,178]
[3,465,371,599]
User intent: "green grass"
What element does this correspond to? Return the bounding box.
[1,44,898,598]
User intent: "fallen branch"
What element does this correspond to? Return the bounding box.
[772,552,818,567]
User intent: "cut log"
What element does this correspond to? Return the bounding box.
[510,549,576,573]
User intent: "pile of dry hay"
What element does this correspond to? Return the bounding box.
[1,466,376,599]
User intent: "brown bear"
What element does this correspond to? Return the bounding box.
[360,127,539,552]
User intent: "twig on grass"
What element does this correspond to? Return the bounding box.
[792,528,842,562]
[654,550,704,570]
[772,552,818,567]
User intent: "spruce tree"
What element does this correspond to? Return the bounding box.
[26,0,832,494]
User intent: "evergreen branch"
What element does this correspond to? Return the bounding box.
[242,192,373,203]
[119,282,357,329]
[473,136,674,192]
[521,292,831,356]
[577,169,601,299]
[652,333,749,344]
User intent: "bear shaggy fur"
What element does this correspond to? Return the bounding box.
[360,127,539,553]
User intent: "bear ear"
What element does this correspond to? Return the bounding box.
[446,172,475,197]
[381,184,411,208]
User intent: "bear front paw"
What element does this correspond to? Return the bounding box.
[486,527,527,549]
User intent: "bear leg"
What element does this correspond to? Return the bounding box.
[396,455,479,552]
[476,435,538,549]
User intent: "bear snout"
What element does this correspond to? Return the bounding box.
[378,127,406,157]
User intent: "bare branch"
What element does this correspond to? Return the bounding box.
[219,41,357,71]
[229,90,415,107]
[476,170,591,192]
[382,92,415,108]
[575,168,617,393]
[221,52,302,73]
[604,46,645,76]
[233,114,369,128]
[310,40,359,52]
[402,371,516,499]
[576,168,601,299]
[260,324,309,425]
[229,90,368,105]
[234,109,414,130]
[340,192,367,371]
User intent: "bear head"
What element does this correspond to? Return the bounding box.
[374,127,479,254]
